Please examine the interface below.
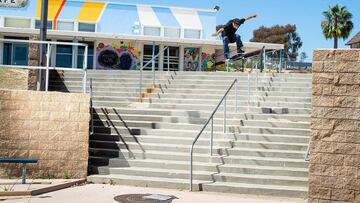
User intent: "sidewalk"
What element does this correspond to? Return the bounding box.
[0,183,307,203]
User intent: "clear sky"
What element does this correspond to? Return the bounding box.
[102,0,360,61]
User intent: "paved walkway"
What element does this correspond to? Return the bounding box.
[1,184,307,203]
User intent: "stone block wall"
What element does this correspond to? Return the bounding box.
[309,49,360,202]
[0,90,90,179]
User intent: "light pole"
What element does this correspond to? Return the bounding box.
[38,0,49,91]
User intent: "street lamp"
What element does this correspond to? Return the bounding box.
[38,0,48,91]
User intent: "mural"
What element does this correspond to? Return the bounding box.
[184,47,200,71]
[201,52,215,71]
[96,40,140,70]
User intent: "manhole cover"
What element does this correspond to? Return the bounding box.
[114,194,176,203]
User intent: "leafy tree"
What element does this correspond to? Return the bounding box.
[300,52,307,62]
[321,4,353,49]
[251,24,302,61]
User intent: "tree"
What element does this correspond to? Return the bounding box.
[300,52,307,62]
[321,4,353,49]
[251,24,303,61]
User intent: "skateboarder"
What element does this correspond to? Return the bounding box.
[212,14,257,61]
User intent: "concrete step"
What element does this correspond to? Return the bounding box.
[89,140,307,159]
[93,117,309,130]
[96,167,308,187]
[89,158,308,177]
[93,108,310,121]
[89,148,307,168]
[93,111,310,122]
[92,123,310,136]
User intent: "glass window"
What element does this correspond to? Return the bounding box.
[56,44,72,68]
[143,44,159,70]
[2,42,28,66]
[184,29,201,39]
[57,21,74,31]
[143,26,161,36]
[12,44,28,65]
[164,28,181,38]
[164,46,179,71]
[4,18,31,28]
[77,42,94,69]
[78,23,96,32]
[35,20,53,29]
[3,43,12,65]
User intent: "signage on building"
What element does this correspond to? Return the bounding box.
[0,0,28,8]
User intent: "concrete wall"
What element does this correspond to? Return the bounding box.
[309,49,360,202]
[0,90,90,179]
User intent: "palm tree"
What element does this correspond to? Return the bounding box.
[321,4,354,49]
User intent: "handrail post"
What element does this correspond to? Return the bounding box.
[83,45,88,94]
[256,63,259,94]
[139,69,143,98]
[235,79,238,113]
[167,46,170,74]
[210,116,214,156]
[190,146,194,191]
[90,78,94,135]
[45,43,51,92]
[152,41,156,86]
[224,96,227,133]
[247,72,250,105]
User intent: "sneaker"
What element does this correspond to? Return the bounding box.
[237,49,245,54]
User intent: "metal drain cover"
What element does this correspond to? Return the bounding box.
[114,194,176,203]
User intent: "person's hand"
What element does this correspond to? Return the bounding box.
[211,32,219,37]
[251,14,258,18]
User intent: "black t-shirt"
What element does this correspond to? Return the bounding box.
[222,18,245,37]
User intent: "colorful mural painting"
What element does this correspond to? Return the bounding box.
[201,52,215,71]
[96,40,140,70]
[184,47,200,71]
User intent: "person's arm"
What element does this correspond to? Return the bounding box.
[245,14,257,21]
[211,28,224,37]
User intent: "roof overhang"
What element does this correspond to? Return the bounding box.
[0,27,284,51]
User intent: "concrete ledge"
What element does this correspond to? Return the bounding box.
[0,179,86,197]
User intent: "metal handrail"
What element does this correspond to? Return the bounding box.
[139,46,169,98]
[189,78,238,191]
[0,64,87,93]
[0,38,88,93]
[89,78,94,135]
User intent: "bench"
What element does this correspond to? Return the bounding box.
[0,158,38,184]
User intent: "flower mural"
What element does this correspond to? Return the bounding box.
[96,40,140,70]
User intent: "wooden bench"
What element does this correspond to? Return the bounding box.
[0,158,38,184]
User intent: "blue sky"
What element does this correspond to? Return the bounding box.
[105,0,360,61]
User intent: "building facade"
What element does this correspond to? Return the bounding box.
[0,0,283,71]
[346,32,360,49]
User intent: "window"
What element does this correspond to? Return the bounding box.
[163,46,179,71]
[57,21,74,31]
[35,20,53,29]
[3,43,29,66]
[184,29,201,39]
[143,44,159,70]
[164,28,180,38]
[143,26,161,36]
[56,44,72,68]
[4,18,31,28]
[78,23,96,32]
[77,42,94,69]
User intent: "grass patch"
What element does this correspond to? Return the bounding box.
[0,68,28,90]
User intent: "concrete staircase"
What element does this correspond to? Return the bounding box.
[49,70,311,198]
